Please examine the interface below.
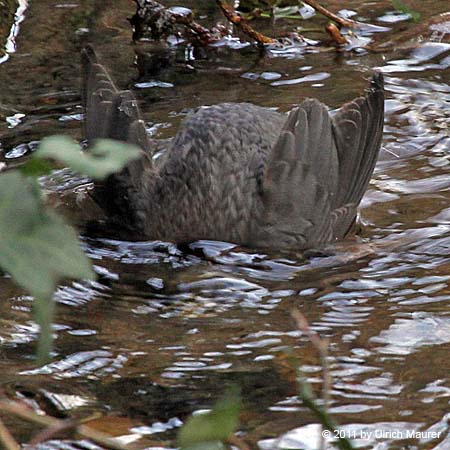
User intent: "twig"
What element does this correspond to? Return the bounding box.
[292,309,332,407]
[292,309,329,450]
[302,0,356,28]
[27,419,79,448]
[131,0,217,44]
[0,401,132,450]
[78,424,134,450]
[291,309,353,450]
[0,401,54,427]
[299,395,352,450]
[172,13,216,45]
[291,309,327,357]
[0,417,20,450]
[227,434,251,450]
[325,23,348,45]
[216,0,275,44]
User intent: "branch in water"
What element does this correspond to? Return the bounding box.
[326,23,349,45]
[302,0,356,28]
[0,400,131,450]
[216,0,275,45]
[131,0,360,49]
[130,0,217,44]
[0,416,20,450]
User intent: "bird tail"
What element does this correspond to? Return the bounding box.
[81,46,153,233]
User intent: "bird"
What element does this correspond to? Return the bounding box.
[81,46,384,250]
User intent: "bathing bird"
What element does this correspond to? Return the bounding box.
[82,46,384,250]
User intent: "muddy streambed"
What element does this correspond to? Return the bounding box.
[1,0,450,449]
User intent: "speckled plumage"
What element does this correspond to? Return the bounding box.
[82,47,384,249]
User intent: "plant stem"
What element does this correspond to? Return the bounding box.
[0,401,131,450]
[216,0,275,44]
[0,417,20,450]
[302,0,355,28]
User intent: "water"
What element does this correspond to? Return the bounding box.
[1,1,450,449]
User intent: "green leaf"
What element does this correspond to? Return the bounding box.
[273,6,300,19]
[34,296,55,364]
[0,171,95,299]
[19,158,53,177]
[178,388,241,449]
[36,135,141,180]
[391,0,421,22]
[181,443,225,450]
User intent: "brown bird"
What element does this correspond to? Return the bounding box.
[82,46,384,250]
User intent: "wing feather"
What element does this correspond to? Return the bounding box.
[253,74,384,249]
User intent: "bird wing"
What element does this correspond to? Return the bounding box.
[82,45,153,153]
[81,46,153,231]
[255,73,384,249]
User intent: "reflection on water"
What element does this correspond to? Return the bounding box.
[1,0,450,449]
[0,0,29,64]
